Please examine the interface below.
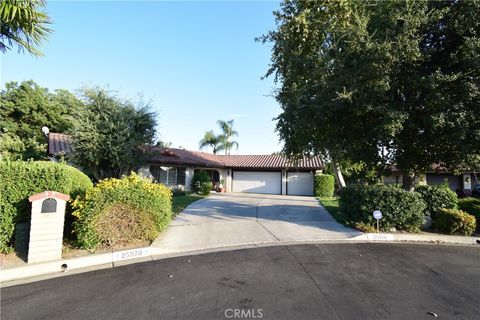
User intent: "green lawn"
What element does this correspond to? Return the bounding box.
[172,194,204,215]
[318,197,345,224]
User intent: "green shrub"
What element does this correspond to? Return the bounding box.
[339,184,426,232]
[433,208,476,236]
[458,197,480,230]
[199,181,213,196]
[0,160,93,253]
[314,174,335,197]
[65,166,94,199]
[191,171,211,194]
[72,173,172,250]
[415,184,457,218]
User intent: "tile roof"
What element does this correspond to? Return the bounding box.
[47,133,324,170]
[150,148,323,170]
[217,154,324,169]
[149,148,224,168]
[48,133,72,156]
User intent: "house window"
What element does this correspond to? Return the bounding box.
[151,166,186,186]
[167,168,177,185]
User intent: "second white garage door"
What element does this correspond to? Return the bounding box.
[287,172,314,196]
[232,171,281,194]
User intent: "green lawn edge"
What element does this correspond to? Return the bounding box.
[172,194,204,215]
[318,197,346,224]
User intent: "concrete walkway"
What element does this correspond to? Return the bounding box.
[152,193,361,253]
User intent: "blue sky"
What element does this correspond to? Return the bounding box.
[0,0,283,154]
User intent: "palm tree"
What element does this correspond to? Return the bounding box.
[0,0,52,56]
[199,130,222,154]
[217,119,239,155]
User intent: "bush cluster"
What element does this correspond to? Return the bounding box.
[199,181,213,196]
[458,197,480,230]
[72,173,172,250]
[339,184,426,232]
[415,185,457,218]
[191,171,212,196]
[0,160,92,253]
[314,174,335,197]
[433,208,476,236]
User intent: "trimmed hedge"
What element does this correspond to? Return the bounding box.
[0,160,92,253]
[315,174,335,197]
[415,185,457,218]
[339,184,426,232]
[433,208,476,236]
[72,173,172,250]
[458,197,480,230]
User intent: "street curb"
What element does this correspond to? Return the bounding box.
[2,234,479,287]
[1,247,150,287]
[351,233,479,245]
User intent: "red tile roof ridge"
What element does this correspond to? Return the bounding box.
[48,134,323,169]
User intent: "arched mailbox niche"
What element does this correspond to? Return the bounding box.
[27,191,70,263]
[41,198,57,213]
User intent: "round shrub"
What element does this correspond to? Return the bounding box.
[199,181,213,196]
[314,174,335,197]
[191,171,211,194]
[0,160,93,253]
[65,165,94,199]
[72,173,172,250]
[339,184,426,232]
[415,185,457,218]
[433,208,476,236]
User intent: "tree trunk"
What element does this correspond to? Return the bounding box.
[402,172,416,192]
[332,161,346,189]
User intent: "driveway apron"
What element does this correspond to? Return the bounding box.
[151,193,361,253]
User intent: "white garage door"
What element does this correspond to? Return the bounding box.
[232,171,281,194]
[287,172,314,196]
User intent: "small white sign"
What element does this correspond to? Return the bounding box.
[373,210,382,220]
[113,247,150,262]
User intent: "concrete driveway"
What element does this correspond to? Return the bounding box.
[152,193,361,253]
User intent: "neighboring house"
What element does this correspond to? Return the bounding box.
[384,164,479,195]
[47,133,72,160]
[47,133,324,196]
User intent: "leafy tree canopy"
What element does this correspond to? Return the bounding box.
[199,130,222,154]
[0,80,83,160]
[0,0,52,56]
[217,119,239,155]
[199,119,239,155]
[71,88,157,180]
[260,0,480,187]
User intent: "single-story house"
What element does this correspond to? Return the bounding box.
[47,133,324,196]
[384,164,479,195]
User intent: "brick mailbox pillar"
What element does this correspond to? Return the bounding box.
[27,191,70,264]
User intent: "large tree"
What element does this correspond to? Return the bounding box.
[0,0,52,56]
[217,119,239,155]
[199,130,222,154]
[0,80,83,160]
[71,88,157,180]
[260,0,480,190]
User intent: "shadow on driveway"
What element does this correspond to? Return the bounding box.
[153,194,361,252]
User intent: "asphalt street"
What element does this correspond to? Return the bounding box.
[2,243,479,320]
